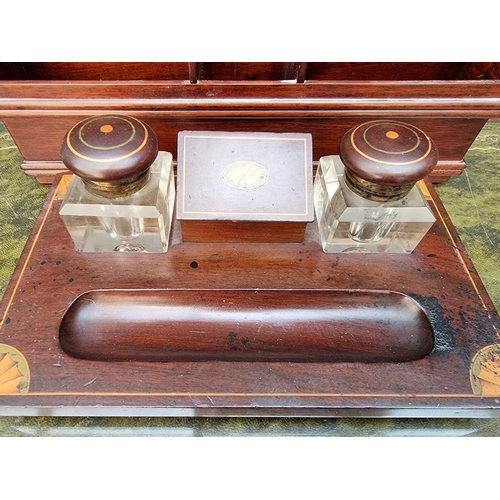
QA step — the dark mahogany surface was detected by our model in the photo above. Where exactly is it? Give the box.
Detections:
[1,62,497,82]
[2,63,500,416]
[59,289,434,363]
[3,65,500,183]
[179,220,308,243]
[0,176,499,416]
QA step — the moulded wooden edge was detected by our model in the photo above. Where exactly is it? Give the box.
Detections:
[21,160,468,185]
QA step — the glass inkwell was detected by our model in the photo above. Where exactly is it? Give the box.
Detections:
[59,115,175,253]
[314,120,438,254]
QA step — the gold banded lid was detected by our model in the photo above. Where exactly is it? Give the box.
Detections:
[340,120,438,201]
[60,115,158,197]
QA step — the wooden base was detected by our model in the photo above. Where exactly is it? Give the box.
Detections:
[1,176,500,417]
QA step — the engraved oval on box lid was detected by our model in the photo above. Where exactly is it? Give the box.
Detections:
[60,115,159,197]
[340,120,438,201]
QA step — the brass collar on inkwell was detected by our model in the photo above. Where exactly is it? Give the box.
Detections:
[60,115,159,198]
[340,120,439,202]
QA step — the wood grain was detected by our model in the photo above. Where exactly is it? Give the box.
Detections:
[59,289,434,363]
[0,176,499,416]
[1,75,499,183]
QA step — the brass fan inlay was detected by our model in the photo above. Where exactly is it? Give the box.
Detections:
[471,344,500,396]
[0,344,30,394]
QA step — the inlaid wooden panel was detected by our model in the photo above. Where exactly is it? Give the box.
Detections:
[0,176,499,416]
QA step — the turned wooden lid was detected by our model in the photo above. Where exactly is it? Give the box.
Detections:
[60,115,158,197]
[340,120,438,201]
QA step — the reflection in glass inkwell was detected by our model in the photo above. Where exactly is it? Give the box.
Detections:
[314,120,437,253]
[59,115,175,252]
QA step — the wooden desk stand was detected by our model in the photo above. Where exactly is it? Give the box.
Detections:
[1,175,499,417]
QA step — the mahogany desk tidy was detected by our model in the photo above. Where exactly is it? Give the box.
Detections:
[1,63,500,424]
[1,170,500,417]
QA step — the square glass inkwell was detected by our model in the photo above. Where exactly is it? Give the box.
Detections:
[314,120,437,254]
[58,115,175,253]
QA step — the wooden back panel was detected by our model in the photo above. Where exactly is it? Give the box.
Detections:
[1,62,500,184]
[2,62,499,81]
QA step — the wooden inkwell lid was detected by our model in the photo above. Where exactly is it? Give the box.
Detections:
[60,115,159,198]
[339,120,439,201]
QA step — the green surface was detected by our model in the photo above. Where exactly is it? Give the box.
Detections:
[1,119,500,436]
[435,121,500,310]
[0,125,49,296]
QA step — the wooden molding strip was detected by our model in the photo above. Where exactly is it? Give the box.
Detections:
[2,81,500,117]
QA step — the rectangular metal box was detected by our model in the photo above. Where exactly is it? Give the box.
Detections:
[176,130,314,242]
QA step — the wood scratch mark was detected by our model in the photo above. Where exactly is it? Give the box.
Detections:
[187,393,198,406]
[83,377,97,387]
